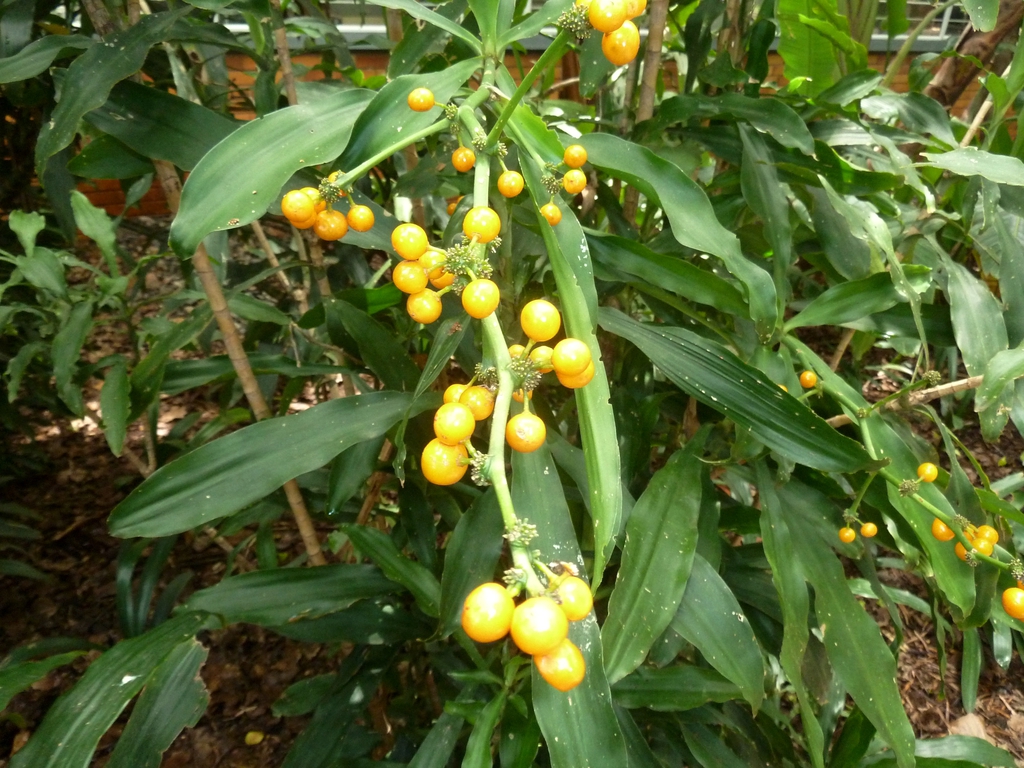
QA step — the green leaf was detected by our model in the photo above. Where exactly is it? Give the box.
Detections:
[109,391,420,537]
[653,93,814,154]
[71,191,118,272]
[273,674,335,717]
[9,209,45,256]
[388,0,470,77]
[327,299,421,391]
[602,448,703,684]
[227,294,291,325]
[512,447,629,768]
[438,489,503,636]
[785,266,932,330]
[9,612,210,768]
[130,307,212,414]
[184,564,398,624]
[587,232,748,316]
[600,308,877,472]
[922,148,1024,186]
[100,357,130,456]
[5,341,47,403]
[0,651,84,712]
[579,132,778,338]
[816,70,882,106]
[913,735,1017,765]
[671,555,765,713]
[960,627,980,713]
[959,0,998,31]
[0,34,92,83]
[270,600,430,645]
[85,81,237,171]
[976,346,1024,413]
[327,436,384,515]
[681,722,748,768]
[169,88,373,256]
[755,461,824,768]
[341,524,441,618]
[107,639,208,768]
[162,352,350,396]
[34,10,189,175]
[777,0,841,95]
[796,14,867,69]
[0,559,49,580]
[408,711,466,768]
[18,247,67,297]
[782,481,917,768]
[610,665,742,711]
[67,134,154,179]
[52,300,93,415]
[463,690,507,768]
[499,0,571,48]
[367,0,481,50]
[338,58,482,170]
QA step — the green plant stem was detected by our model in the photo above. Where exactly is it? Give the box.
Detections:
[880,0,957,89]
[486,30,571,147]
[329,120,449,193]
[847,472,876,518]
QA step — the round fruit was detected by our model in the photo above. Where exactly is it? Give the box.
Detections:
[498,170,525,198]
[393,261,428,294]
[447,196,463,216]
[506,411,546,453]
[1002,587,1024,620]
[838,527,856,544]
[421,438,468,486]
[510,596,569,656]
[602,20,640,66]
[973,538,994,557]
[552,338,592,377]
[430,270,455,289]
[347,204,374,232]
[861,522,878,538]
[931,518,955,542]
[313,209,348,241]
[535,639,586,692]
[407,87,435,112]
[918,462,938,483]
[589,0,628,33]
[301,186,327,212]
[462,279,500,319]
[554,576,593,621]
[529,345,554,373]
[420,249,446,278]
[434,402,476,446]
[521,299,561,342]
[282,189,315,222]
[512,389,533,403]
[460,386,495,421]
[392,223,429,260]
[540,203,562,226]
[444,383,467,404]
[557,361,595,389]
[452,146,476,172]
[564,144,587,169]
[976,524,999,544]
[799,370,818,389]
[509,344,526,359]
[462,583,515,643]
[626,0,646,16]
[463,207,501,243]
[563,169,587,195]
[292,211,318,230]
[407,289,442,324]
[955,541,969,561]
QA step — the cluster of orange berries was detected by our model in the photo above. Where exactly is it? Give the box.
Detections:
[280,177,375,241]
[577,0,644,66]
[461,574,593,691]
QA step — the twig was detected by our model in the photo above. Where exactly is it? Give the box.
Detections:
[252,220,308,314]
[829,327,856,371]
[826,375,983,427]
[881,0,958,90]
[960,63,1012,147]
[305,235,334,299]
[269,0,299,106]
[340,441,395,562]
[623,0,669,221]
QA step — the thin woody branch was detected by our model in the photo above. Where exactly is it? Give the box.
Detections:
[826,375,984,428]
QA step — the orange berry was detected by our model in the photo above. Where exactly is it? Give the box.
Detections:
[419,249,446,278]
[506,411,546,453]
[860,522,878,538]
[973,538,994,557]
[421,438,468,486]
[529,345,554,373]
[535,638,586,692]
[393,261,428,294]
[510,596,568,656]
[799,370,818,389]
[434,402,476,446]
[976,524,999,544]
[589,0,627,33]
[838,527,856,544]
[407,87,435,112]
[625,0,646,16]
[292,211,318,230]
[540,203,562,226]
[392,223,429,260]
[430,270,455,289]
[931,518,955,542]
[301,186,327,212]
[446,196,463,216]
[552,338,592,377]
[554,576,593,621]
[460,386,495,421]
[313,209,348,241]
[462,279,500,319]
[557,361,595,389]
[462,583,514,643]
[452,146,476,172]
[463,207,501,243]
[407,289,442,324]
[563,144,587,169]
[563,169,587,195]
[281,189,315,223]
[508,344,526,359]
[498,170,525,198]
[521,299,561,342]
[1002,587,1024,620]
[444,383,468,404]
[512,389,533,403]
[347,204,374,232]
[602,20,640,66]
[917,462,938,483]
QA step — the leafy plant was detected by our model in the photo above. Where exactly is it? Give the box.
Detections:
[3,0,1024,764]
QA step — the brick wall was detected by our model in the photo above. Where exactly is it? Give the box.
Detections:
[79,50,981,217]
